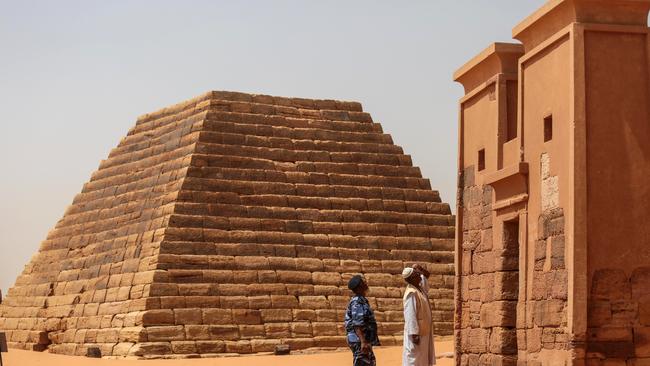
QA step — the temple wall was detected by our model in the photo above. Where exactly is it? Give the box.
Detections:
[519,33,573,365]
[584,28,650,364]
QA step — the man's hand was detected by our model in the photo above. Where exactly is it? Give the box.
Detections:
[412,263,430,278]
[410,334,420,345]
[355,326,371,354]
[361,341,372,354]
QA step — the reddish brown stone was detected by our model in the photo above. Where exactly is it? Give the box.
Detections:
[591,269,630,301]
[0,90,455,357]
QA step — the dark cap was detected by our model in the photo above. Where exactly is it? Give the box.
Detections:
[348,275,364,291]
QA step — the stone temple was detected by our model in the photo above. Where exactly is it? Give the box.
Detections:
[454,0,650,365]
[0,91,455,357]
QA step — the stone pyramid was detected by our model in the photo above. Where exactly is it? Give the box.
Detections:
[0,91,455,358]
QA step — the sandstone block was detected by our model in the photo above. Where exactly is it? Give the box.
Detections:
[202,309,232,324]
[293,309,317,321]
[264,322,291,338]
[196,340,225,353]
[465,328,489,353]
[592,269,630,300]
[261,309,293,322]
[219,296,248,308]
[291,322,313,337]
[480,301,517,328]
[588,340,635,359]
[140,310,175,326]
[224,340,252,353]
[489,327,517,355]
[239,324,266,339]
[248,295,272,309]
[171,340,197,354]
[588,327,633,342]
[97,328,120,343]
[146,325,185,341]
[316,309,338,322]
[494,272,519,301]
[283,337,315,350]
[208,325,239,340]
[112,342,134,356]
[632,267,650,298]
[640,296,650,326]
[251,339,282,353]
[231,309,262,325]
[128,342,172,356]
[271,295,299,308]
[277,270,312,284]
[174,308,202,325]
[314,335,346,348]
[534,300,566,327]
[299,296,329,309]
[185,325,210,340]
[312,272,341,286]
[312,322,338,336]
[527,327,542,353]
[636,327,650,357]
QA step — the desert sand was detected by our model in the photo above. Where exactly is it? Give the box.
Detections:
[0,339,453,366]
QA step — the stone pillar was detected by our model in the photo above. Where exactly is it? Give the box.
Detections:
[454,42,524,366]
[513,1,650,364]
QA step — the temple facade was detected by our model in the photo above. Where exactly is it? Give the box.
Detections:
[454,0,650,365]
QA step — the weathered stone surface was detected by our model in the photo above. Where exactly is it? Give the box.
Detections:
[592,269,630,301]
[480,301,517,328]
[146,326,185,342]
[534,300,566,327]
[0,91,455,357]
[128,342,172,356]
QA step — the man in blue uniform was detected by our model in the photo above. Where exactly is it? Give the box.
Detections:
[344,275,380,366]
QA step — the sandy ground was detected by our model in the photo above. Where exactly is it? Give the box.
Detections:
[1,340,453,366]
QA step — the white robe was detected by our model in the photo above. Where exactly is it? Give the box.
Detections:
[403,275,436,366]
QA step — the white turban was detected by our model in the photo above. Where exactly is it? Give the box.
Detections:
[402,267,414,279]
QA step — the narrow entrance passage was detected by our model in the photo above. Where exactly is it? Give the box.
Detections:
[499,219,520,359]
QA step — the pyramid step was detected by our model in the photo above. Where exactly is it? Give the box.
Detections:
[158,236,453,257]
[133,92,215,127]
[48,199,171,235]
[197,130,401,155]
[191,153,419,178]
[128,106,207,140]
[170,204,452,228]
[180,176,439,202]
[94,143,195,181]
[296,162,420,177]
[160,269,454,288]
[204,112,377,134]
[136,91,367,126]
[81,166,187,198]
[162,229,454,250]
[172,203,450,228]
[193,141,408,166]
[206,107,371,128]
[113,114,203,158]
[185,166,430,190]
[177,191,449,214]
[155,251,454,272]
[204,113,389,143]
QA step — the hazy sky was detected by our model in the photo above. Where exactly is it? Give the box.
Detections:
[0,0,546,295]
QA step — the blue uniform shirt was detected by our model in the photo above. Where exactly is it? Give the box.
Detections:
[344,295,380,345]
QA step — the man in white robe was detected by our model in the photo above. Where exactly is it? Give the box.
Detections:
[402,264,436,366]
